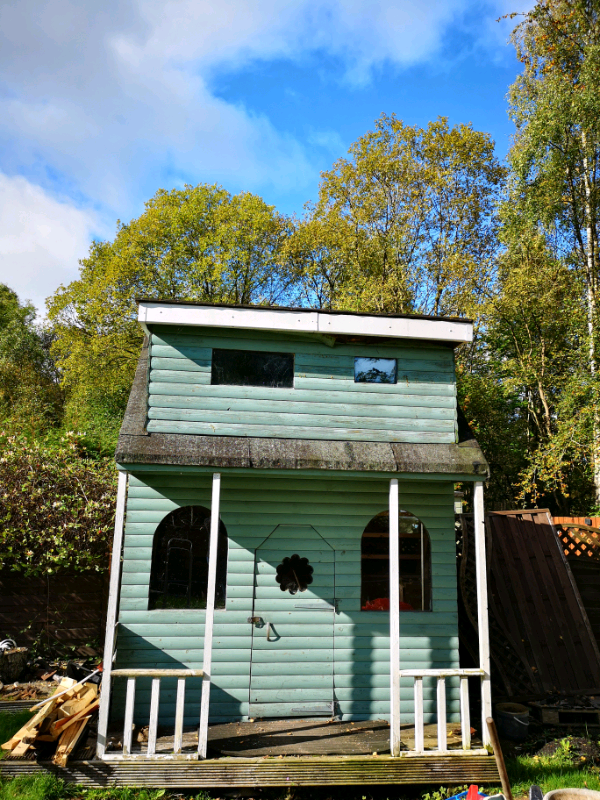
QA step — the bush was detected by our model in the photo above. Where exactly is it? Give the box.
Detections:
[0,433,117,576]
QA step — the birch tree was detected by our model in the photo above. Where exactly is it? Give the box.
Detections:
[508,0,600,503]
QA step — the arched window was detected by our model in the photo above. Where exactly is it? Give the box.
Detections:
[148,506,228,610]
[361,510,431,612]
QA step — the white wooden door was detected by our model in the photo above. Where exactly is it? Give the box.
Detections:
[249,525,335,719]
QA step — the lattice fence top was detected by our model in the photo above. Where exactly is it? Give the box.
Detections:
[554,517,600,559]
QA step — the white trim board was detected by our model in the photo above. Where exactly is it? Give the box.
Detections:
[138,302,473,344]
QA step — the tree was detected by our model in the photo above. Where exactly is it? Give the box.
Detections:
[47,184,293,450]
[508,0,600,503]
[288,115,505,316]
[460,227,591,513]
[0,284,62,432]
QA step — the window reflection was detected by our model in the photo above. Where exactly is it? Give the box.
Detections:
[354,357,397,384]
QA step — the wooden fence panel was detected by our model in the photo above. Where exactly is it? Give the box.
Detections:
[0,571,109,657]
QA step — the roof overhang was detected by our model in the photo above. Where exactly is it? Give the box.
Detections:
[138,300,473,345]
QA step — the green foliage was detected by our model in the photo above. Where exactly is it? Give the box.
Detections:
[0,432,116,575]
[421,786,467,800]
[0,285,62,434]
[47,184,293,451]
[288,115,505,316]
[507,0,600,505]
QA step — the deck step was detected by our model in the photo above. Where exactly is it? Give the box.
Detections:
[0,754,499,787]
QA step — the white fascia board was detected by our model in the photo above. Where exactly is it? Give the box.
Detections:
[138,302,472,344]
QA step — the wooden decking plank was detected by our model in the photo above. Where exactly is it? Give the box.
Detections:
[0,754,499,787]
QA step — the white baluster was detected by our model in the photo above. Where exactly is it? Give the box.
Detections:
[123,677,136,756]
[460,676,471,751]
[414,677,424,752]
[437,677,447,753]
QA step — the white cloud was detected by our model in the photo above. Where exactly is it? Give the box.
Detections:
[0,0,491,217]
[0,0,519,307]
[0,174,99,315]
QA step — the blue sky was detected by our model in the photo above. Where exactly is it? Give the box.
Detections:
[0,0,528,313]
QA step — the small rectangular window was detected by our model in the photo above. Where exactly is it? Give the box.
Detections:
[211,348,294,388]
[354,357,397,384]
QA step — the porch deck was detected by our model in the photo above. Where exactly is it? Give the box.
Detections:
[120,718,483,757]
[0,719,499,787]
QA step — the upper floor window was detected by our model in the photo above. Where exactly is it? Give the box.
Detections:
[211,348,294,388]
[148,505,227,610]
[355,357,397,384]
[361,510,431,612]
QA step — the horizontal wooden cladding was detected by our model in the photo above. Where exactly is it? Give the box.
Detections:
[150,372,455,396]
[127,473,451,494]
[152,325,454,352]
[146,420,456,444]
[117,610,458,627]
[151,332,454,359]
[148,393,455,422]
[125,504,455,521]
[149,381,457,406]
[147,406,455,433]
[0,754,499,787]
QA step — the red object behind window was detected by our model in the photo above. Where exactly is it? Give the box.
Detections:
[361,598,414,611]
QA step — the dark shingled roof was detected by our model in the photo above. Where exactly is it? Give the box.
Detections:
[115,338,489,478]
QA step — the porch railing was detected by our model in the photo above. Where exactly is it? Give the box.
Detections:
[102,668,204,761]
[399,667,486,755]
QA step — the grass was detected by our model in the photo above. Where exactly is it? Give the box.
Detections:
[500,736,600,798]
[0,713,34,760]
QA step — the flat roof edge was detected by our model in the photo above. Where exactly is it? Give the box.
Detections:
[138,301,473,344]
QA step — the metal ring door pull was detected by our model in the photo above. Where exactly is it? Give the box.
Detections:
[266,622,274,641]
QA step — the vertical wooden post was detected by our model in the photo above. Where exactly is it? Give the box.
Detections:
[97,470,128,760]
[474,481,492,747]
[198,472,221,759]
[389,478,401,757]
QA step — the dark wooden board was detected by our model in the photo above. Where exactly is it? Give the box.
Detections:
[460,510,600,698]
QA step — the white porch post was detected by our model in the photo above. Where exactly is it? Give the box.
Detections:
[389,478,401,757]
[198,472,221,758]
[97,470,128,759]
[474,481,492,747]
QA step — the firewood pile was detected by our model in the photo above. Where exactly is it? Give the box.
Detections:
[1,676,99,766]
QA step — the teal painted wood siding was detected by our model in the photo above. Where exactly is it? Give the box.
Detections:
[115,471,460,724]
[146,326,458,443]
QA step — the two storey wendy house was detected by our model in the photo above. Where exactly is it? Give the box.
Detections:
[96,300,497,788]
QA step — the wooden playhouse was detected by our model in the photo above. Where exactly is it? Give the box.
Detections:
[94,300,497,787]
